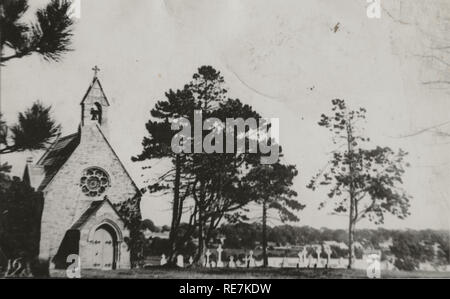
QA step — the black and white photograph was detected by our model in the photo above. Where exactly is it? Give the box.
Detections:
[1,0,450,284]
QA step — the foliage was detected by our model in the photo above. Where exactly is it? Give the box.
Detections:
[139,219,450,270]
[0,102,58,276]
[141,219,158,232]
[389,230,450,271]
[113,195,143,267]
[307,99,411,267]
[132,82,197,262]
[143,237,170,257]
[243,162,303,266]
[390,233,424,271]
[0,0,74,64]
[134,65,290,265]
[0,175,44,261]
[245,163,303,222]
[308,99,411,224]
[0,101,60,155]
[220,222,262,249]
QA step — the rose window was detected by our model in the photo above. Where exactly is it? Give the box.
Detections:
[80,167,110,197]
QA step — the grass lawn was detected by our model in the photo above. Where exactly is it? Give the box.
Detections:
[50,267,450,279]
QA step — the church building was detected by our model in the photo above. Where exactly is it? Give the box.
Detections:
[23,68,140,270]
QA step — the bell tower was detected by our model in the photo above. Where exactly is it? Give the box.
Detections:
[80,66,110,136]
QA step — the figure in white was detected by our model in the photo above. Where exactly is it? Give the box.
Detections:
[281,256,287,268]
[351,244,356,267]
[248,250,256,268]
[244,254,249,268]
[308,253,313,268]
[366,253,381,279]
[324,246,332,268]
[176,254,184,268]
[228,256,236,268]
[217,245,224,268]
[315,246,322,268]
[205,249,211,268]
[302,248,308,264]
[189,256,194,265]
[160,254,167,266]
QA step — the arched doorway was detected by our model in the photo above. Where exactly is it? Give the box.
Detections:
[92,224,117,270]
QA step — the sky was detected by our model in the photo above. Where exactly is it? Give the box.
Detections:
[1,0,450,230]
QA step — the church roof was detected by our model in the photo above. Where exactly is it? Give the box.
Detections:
[31,125,140,194]
[36,132,81,191]
[70,198,125,230]
[80,76,110,106]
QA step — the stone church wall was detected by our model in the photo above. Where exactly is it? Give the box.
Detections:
[39,124,138,268]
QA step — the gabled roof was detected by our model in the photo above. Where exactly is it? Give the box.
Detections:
[80,76,110,106]
[36,132,81,191]
[94,124,141,194]
[70,197,125,230]
[31,125,140,194]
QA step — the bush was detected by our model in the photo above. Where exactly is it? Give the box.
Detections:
[394,257,418,271]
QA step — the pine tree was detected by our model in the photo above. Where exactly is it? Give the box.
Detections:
[0,101,60,155]
[244,162,304,267]
[307,99,411,268]
[0,0,74,64]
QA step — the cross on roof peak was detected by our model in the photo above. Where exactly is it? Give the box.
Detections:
[92,65,100,78]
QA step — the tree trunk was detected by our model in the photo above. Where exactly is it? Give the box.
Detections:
[168,155,181,263]
[195,181,207,267]
[346,119,355,269]
[198,237,206,267]
[262,198,268,267]
[347,175,356,269]
[347,204,354,269]
[196,208,206,266]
